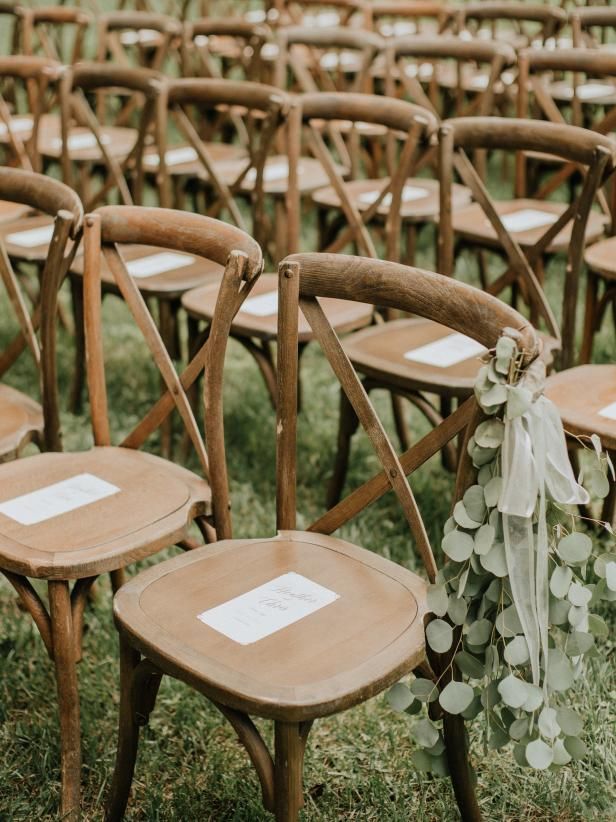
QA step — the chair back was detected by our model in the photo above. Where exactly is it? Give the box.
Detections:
[83,205,262,490]
[457,2,567,48]
[96,11,183,75]
[366,1,455,38]
[571,7,616,50]
[18,5,92,65]
[182,18,273,83]
[438,116,615,368]
[272,0,368,29]
[0,167,83,452]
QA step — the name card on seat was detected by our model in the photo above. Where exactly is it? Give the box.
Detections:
[6,224,55,248]
[500,209,557,233]
[0,116,33,137]
[144,147,198,168]
[242,291,278,317]
[598,401,616,421]
[0,473,120,525]
[197,572,340,645]
[359,185,429,207]
[404,333,486,368]
[126,252,195,278]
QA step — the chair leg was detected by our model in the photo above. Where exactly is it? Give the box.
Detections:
[326,388,359,509]
[48,580,81,822]
[105,635,143,822]
[391,391,410,452]
[443,713,481,822]
[580,270,599,364]
[274,721,307,822]
[69,276,86,414]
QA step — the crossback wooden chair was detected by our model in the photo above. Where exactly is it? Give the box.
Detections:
[17,5,93,65]
[366,0,455,38]
[181,92,436,408]
[325,117,615,506]
[0,205,262,821]
[571,6,616,51]
[96,11,183,77]
[271,0,369,29]
[181,18,273,84]
[105,251,540,822]
[442,117,615,370]
[456,2,568,50]
[0,167,82,461]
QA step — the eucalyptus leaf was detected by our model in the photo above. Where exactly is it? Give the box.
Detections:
[496,605,523,637]
[538,707,560,740]
[564,736,587,761]
[549,565,572,600]
[564,631,594,657]
[430,752,450,778]
[605,561,616,592]
[426,619,453,654]
[552,738,572,766]
[588,613,608,638]
[442,529,474,562]
[521,683,543,712]
[489,726,510,750]
[513,744,527,767]
[594,552,616,579]
[549,598,570,625]
[557,532,592,565]
[475,419,505,450]
[507,385,532,419]
[455,651,484,679]
[484,476,503,509]
[498,674,528,709]
[463,485,487,522]
[457,566,470,597]
[480,542,508,577]
[427,584,449,617]
[567,583,592,608]
[504,635,530,666]
[467,618,492,646]
[556,707,583,737]
[546,649,574,692]
[485,578,501,603]
[474,524,495,556]
[526,739,554,770]
[410,678,438,703]
[448,596,468,626]
[568,605,587,628]
[387,683,414,712]
[453,500,482,530]
[480,382,508,408]
[461,695,483,720]
[439,681,475,715]
[496,335,516,361]
[484,645,500,676]
[411,749,433,773]
[410,718,439,748]
[586,467,609,499]
[509,717,529,741]
[425,736,445,757]
[471,443,498,467]
[477,463,493,486]
[481,680,501,709]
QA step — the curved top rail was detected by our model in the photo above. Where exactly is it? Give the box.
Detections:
[0,167,83,235]
[299,91,438,135]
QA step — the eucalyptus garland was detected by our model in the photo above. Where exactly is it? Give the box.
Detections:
[388,331,615,776]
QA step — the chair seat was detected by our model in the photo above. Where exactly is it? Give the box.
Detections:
[312,177,472,222]
[37,114,138,162]
[142,141,247,178]
[452,198,608,253]
[70,243,223,299]
[0,384,43,461]
[113,529,427,720]
[0,200,31,225]
[584,235,616,281]
[545,364,616,451]
[205,154,344,196]
[343,317,559,396]
[549,79,616,107]
[0,446,210,579]
[181,272,373,342]
[0,213,68,263]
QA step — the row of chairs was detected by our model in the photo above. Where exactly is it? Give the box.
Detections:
[0,165,545,822]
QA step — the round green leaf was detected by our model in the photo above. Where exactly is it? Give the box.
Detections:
[484,476,503,509]
[552,738,572,766]
[509,717,529,741]
[427,584,449,617]
[568,583,592,608]
[496,605,523,637]
[455,651,484,679]
[496,335,516,361]
[546,649,574,692]
[606,561,616,592]
[564,735,587,761]
[471,443,498,467]
[410,677,438,703]
[489,725,510,750]
[426,619,453,654]
[387,683,414,712]
[557,532,592,565]
[467,618,492,646]
[513,743,527,767]
[453,500,482,530]
[588,613,609,638]
[586,467,610,499]
[480,542,508,577]
[411,718,439,748]
[538,707,560,740]
[594,552,616,579]
[498,674,528,709]
[504,635,529,666]
[442,529,474,562]
[474,524,495,556]
[522,683,543,712]
[568,604,587,628]
[480,680,501,709]
[430,752,450,778]
[485,578,501,603]
[447,596,468,626]
[564,631,594,657]
[556,707,583,737]
[463,485,487,522]
[425,735,445,756]
[549,598,570,625]
[475,419,505,449]
[550,565,572,600]
[439,681,475,715]
[480,382,508,408]
[411,749,433,772]
[461,695,483,719]
[506,385,532,419]
[526,739,553,770]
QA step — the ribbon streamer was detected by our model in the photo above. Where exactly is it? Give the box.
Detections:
[498,360,589,690]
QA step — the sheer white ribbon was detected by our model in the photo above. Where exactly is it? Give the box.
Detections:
[498,359,589,689]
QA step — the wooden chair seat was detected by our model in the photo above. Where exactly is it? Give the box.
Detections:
[0,445,211,579]
[0,384,44,461]
[343,317,559,396]
[434,62,514,96]
[0,113,36,145]
[544,364,616,451]
[312,177,472,222]
[452,197,608,254]
[584,235,616,281]
[37,114,139,163]
[207,154,340,196]
[548,78,616,107]
[0,213,72,263]
[112,529,427,720]
[70,244,223,299]
[182,272,373,343]
[0,200,30,224]
[142,141,247,178]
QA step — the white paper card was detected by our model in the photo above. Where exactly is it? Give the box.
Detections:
[470,74,489,90]
[120,28,159,46]
[0,116,33,137]
[245,160,289,185]
[598,401,616,421]
[126,252,195,278]
[0,473,120,526]
[500,209,557,233]
[197,572,340,645]
[320,51,358,70]
[359,185,429,207]
[51,132,110,151]
[303,11,339,27]
[144,146,198,167]
[6,224,55,248]
[404,333,486,368]
[575,83,615,100]
[242,291,278,317]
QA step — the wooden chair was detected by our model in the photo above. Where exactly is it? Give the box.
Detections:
[17,5,93,65]
[0,167,82,460]
[456,2,568,51]
[181,92,436,406]
[571,6,616,51]
[96,11,183,77]
[271,0,369,30]
[366,0,455,39]
[181,17,273,84]
[326,117,614,505]
[0,205,262,821]
[106,250,541,822]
